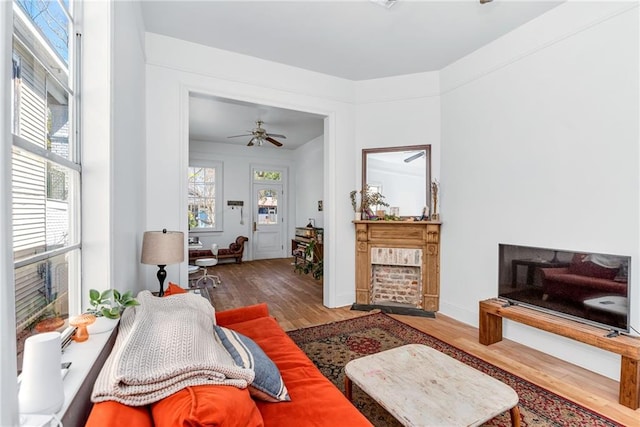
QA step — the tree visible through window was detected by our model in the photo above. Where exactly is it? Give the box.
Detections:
[188,166,219,230]
[254,170,282,181]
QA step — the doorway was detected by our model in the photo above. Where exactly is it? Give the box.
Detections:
[252,167,287,260]
[184,91,338,306]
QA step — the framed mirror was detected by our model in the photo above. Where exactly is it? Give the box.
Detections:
[362,145,431,218]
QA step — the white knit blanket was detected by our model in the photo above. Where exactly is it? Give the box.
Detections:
[91,291,254,406]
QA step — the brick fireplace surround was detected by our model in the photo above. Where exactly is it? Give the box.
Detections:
[370,248,423,308]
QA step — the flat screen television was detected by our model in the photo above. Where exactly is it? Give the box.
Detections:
[498,244,631,333]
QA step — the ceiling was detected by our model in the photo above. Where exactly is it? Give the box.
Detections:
[189,95,325,149]
[141,0,563,149]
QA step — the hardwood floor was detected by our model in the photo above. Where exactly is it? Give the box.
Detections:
[208,258,640,426]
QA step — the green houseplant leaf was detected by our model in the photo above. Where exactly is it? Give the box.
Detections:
[87,288,139,318]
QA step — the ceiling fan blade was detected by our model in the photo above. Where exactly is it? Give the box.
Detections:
[265,137,283,147]
[228,134,252,138]
[266,133,287,139]
[404,152,425,163]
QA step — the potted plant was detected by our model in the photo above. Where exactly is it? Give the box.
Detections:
[352,185,390,219]
[86,289,139,334]
[352,185,390,220]
[349,190,363,220]
[367,191,390,218]
[294,240,323,280]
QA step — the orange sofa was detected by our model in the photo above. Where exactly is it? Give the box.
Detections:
[85,303,372,427]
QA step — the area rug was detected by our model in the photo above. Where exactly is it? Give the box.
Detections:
[287,313,622,427]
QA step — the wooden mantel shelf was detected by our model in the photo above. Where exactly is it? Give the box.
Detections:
[353,220,442,225]
[479,298,640,409]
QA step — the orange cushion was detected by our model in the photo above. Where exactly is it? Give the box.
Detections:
[164,282,188,296]
[85,401,153,427]
[226,316,373,427]
[215,303,269,326]
[151,385,263,427]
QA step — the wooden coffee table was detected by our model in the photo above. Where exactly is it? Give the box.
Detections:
[344,344,520,427]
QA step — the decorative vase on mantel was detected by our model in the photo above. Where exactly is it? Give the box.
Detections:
[430,179,440,221]
[354,212,362,221]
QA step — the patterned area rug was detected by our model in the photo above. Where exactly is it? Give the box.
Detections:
[287,313,621,427]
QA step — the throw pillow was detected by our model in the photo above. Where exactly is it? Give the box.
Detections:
[151,385,264,427]
[163,282,187,296]
[214,325,291,402]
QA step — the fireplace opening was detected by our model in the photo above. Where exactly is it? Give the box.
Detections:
[351,246,434,318]
[371,264,422,308]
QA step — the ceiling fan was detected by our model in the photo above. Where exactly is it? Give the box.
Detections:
[227,120,286,147]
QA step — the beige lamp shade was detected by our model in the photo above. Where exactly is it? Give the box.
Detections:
[141,229,185,265]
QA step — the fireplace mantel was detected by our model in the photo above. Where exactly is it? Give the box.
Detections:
[353,221,441,311]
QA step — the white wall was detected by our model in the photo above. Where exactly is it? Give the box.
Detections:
[81,0,113,306]
[440,2,639,380]
[189,140,296,260]
[112,1,147,296]
[355,72,441,189]
[294,136,325,229]
[82,1,147,304]
[145,33,356,307]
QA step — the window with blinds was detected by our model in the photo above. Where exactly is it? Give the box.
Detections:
[11,0,80,361]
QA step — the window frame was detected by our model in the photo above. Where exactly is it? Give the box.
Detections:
[10,0,81,360]
[188,160,224,233]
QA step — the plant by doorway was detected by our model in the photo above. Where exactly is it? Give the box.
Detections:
[294,240,323,280]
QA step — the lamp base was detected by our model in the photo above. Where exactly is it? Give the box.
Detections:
[156,264,167,297]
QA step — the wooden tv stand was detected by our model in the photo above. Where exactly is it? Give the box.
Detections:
[479,299,640,409]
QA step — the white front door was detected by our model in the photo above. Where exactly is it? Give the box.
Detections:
[252,182,284,259]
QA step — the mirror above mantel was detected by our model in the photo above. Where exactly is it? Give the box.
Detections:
[362,145,431,218]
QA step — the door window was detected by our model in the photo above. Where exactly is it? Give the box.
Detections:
[257,189,278,225]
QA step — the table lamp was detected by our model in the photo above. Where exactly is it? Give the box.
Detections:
[141,229,184,296]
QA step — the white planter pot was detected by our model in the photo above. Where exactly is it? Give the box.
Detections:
[354,212,362,221]
[87,316,119,334]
